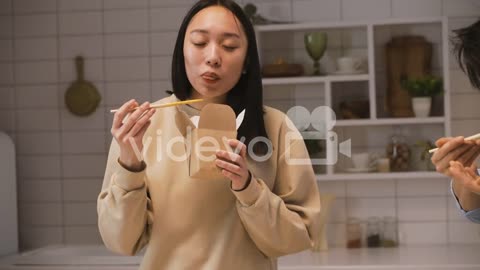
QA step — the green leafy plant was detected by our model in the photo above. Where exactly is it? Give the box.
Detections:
[401,75,443,97]
[243,3,257,18]
[243,3,287,25]
[243,3,267,25]
[415,140,435,161]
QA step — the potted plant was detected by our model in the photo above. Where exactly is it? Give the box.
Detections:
[401,75,443,117]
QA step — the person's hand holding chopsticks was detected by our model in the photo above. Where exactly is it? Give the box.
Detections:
[430,136,480,177]
[112,99,156,171]
[429,136,480,211]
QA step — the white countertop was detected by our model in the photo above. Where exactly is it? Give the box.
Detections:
[278,245,480,269]
[0,245,479,270]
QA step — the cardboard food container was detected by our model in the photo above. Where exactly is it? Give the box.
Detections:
[188,103,241,180]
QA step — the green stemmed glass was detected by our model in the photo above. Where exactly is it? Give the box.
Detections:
[304,32,328,75]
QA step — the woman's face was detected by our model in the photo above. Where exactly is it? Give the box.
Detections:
[184,6,248,101]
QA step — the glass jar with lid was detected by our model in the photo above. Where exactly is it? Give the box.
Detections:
[382,216,398,247]
[386,134,410,172]
[346,217,362,248]
[366,216,381,248]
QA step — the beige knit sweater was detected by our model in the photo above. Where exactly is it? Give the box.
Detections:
[97,95,321,270]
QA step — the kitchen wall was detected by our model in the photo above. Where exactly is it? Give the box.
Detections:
[0,0,479,250]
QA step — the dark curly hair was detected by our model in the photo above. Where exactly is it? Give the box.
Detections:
[452,19,480,90]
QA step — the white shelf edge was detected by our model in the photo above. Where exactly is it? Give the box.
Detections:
[262,74,369,85]
[262,76,326,85]
[330,74,370,82]
[371,16,444,26]
[256,21,367,32]
[316,171,446,181]
[255,17,444,32]
[334,117,445,127]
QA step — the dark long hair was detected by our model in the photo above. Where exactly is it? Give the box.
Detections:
[452,19,480,90]
[171,0,268,155]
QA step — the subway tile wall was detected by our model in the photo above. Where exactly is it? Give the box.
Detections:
[0,0,480,250]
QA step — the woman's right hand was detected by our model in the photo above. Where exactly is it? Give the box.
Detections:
[111,99,156,170]
[431,136,480,177]
[436,138,480,211]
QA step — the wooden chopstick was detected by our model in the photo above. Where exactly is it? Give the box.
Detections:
[428,132,480,153]
[110,99,204,113]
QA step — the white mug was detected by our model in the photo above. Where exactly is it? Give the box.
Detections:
[351,152,370,169]
[337,57,362,73]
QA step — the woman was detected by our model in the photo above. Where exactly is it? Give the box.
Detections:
[97,1,321,269]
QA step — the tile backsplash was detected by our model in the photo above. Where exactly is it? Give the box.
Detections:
[1,0,480,250]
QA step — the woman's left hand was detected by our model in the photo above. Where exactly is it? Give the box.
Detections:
[449,161,480,194]
[215,139,251,190]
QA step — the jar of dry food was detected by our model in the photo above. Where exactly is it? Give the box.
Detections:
[366,216,381,248]
[386,135,410,171]
[346,217,362,248]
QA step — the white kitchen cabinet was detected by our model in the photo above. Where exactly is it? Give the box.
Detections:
[255,17,450,181]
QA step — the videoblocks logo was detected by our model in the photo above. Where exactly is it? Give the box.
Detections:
[127,105,351,166]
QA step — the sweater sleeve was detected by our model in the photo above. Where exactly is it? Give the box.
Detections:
[97,139,153,256]
[450,180,480,223]
[232,119,321,258]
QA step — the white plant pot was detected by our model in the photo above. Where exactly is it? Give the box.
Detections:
[412,97,431,118]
